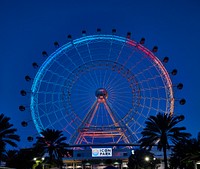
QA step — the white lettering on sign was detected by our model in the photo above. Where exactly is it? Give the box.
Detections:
[92,148,112,157]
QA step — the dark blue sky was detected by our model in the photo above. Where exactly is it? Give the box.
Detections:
[0,0,200,149]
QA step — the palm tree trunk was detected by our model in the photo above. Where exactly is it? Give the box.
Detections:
[49,149,53,162]
[163,145,168,169]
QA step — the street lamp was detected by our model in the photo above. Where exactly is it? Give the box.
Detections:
[196,161,200,169]
[32,157,45,169]
[145,156,150,162]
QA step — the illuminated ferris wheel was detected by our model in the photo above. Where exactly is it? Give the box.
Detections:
[19,29,185,145]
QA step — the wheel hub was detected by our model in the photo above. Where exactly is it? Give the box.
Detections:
[95,88,108,102]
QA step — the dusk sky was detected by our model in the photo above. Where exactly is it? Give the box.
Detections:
[0,0,200,149]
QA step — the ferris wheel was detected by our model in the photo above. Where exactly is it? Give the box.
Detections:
[19,29,185,145]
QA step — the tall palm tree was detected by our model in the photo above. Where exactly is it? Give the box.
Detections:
[34,128,69,167]
[0,113,20,159]
[139,113,191,169]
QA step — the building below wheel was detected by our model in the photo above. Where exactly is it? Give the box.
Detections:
[63,147,132,169]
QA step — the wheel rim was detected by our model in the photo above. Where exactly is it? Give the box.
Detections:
[31,34,174,144]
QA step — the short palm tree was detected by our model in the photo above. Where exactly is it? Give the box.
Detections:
[3,148,38,169]
[34,128,69,166]
[184,132,200,163]
[0,113,20,159]
[171,132,200,169]
[139,112,191,169]
[2,150,19,168]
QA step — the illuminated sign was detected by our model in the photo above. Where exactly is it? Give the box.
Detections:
[92,148,112,157]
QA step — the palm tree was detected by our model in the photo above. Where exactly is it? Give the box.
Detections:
[0,113,20,159]
[185,132,200,164]
[2,150,19,168]
[34,128,69,167]
[2,148,37,169]
[139,113,191,169]
[170,132,200,169]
